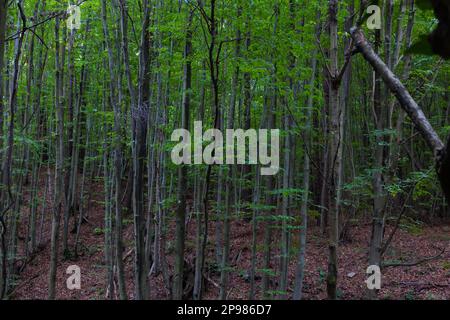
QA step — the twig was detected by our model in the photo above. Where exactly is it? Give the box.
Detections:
[335,38,355,85]
[382,247,446,268]
[6,0,88,42]
[7,273,40,297]
[380,190,413,256]
[204,273,220,289]
[391,281,450,291]
[316,34,332,79]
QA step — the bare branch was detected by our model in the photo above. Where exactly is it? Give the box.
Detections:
[382,247,446,268]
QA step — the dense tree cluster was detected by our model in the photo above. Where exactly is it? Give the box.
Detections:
[0,0,448,300]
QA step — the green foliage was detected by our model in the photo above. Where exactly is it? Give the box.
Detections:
[268,188,306,202]
[405,290,416,300]
[2,0,449,301]
[308,209,321,220]
[257,268,277,278]
[399,216,424,236]
[93,227,104,236]
[266,290,287,297]
[317,268,327,284]
[407,0,450,59]
[441,261,450,271]
[343,171,373,198]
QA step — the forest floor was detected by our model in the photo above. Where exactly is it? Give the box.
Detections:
[10,170,450,300]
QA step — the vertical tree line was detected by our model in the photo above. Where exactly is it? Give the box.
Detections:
[0,0,448,300]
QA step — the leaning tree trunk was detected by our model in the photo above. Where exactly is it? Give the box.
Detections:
[350,27,450,205]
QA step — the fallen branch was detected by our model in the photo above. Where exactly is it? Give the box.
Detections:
[382,247,446,269]
[123,248,134,262]
[350,28,443,153]
[390,281,450,292]
[204,273,220,289]
[350,27,450,203]
[7,273,40,298]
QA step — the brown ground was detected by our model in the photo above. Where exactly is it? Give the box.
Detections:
[10,173,450,300]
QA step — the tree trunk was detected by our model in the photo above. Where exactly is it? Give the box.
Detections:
[326,0,341,300]
[294,43,318,300]
[0,0,8,299]
[173,9,193,300]
[49,16,65,300]
[350,27,450,204]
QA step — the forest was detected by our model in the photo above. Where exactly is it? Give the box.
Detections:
[0,0,449,301]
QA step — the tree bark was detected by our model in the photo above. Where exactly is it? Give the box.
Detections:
[326,0,340,300]
[294,39,319,300]
[350,27,450,203]
[0,0,8,300]
[173,9,193,300]
[101,0,128,300]
[49,15,64,300]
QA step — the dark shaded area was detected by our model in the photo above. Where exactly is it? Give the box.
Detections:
[437,136,450,205]
[416,0,450,59]
[429,0,450,59]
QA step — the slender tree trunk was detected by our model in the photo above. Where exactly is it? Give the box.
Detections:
[49,16,65,300]
[197,0,221,301]
[294,47,318,300]
[0,0,8,299]
[101,0,128,299]
[219,4,241,300]
[2,0,27,297]
[193,62,207,300]
[173,9,193,300]
[0,0,7,170]
[118,0,149,300]
[62,23,77,257]
[389,0,415,177]
[103,105,114,299]
[326,0,341,300]
[28,7,47,256]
